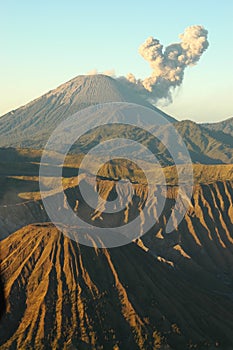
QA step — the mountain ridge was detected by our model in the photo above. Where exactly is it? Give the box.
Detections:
[0,74,232,165]
[203,116,233,137]
[0,74,175,148]
[1,222,233,349]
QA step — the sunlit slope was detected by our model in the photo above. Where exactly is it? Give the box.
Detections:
[1,224,233,349]
[1,150,233,348]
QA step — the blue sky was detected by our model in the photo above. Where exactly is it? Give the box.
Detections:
[0,0,232,122]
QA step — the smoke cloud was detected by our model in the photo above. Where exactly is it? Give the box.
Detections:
[126,25,209,103]
[87,69,115,77]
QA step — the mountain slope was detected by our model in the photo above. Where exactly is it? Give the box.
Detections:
[174,120,233,164]
[0,74,232,165]
[1,172,233,348]
[1,224,233,349]
[203,116,233,137]
[68,119,233,164]
[0,74,175,148]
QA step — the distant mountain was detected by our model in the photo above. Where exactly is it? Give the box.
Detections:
[0,74,175,148]
[175,120,233,164]
[0,74,232,165]
[67,118,233,164]
[203,116,233,137]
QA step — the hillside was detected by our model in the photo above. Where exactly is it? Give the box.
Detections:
[174,120,233,164]
[1,221,233,349]
[0,75,232,165]
[203,117,233,137]
[0,159,233,347]
[1,150,233,348]
[0,74,175,149]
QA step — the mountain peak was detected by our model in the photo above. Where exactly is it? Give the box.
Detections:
[47,74,126,104]
[0,74,175,148]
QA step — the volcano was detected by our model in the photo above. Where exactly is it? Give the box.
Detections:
[0,74,233,165]
[0,74,175,149]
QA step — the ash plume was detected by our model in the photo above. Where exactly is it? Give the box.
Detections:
[126,25,209,103]
[87,69,115,77]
